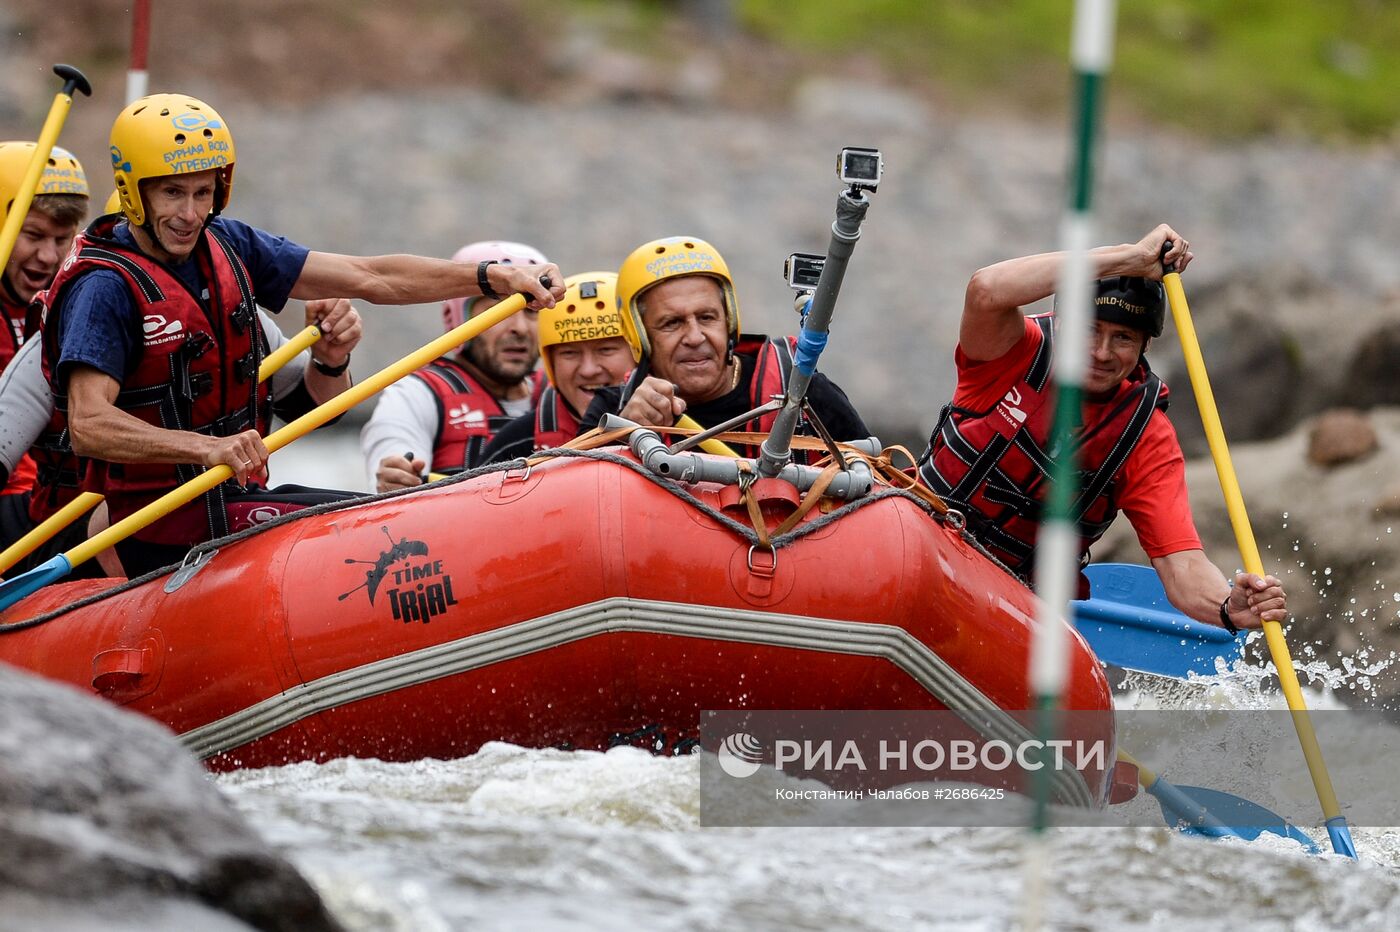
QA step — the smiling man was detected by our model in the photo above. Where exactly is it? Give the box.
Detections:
[0,142,88,545]
[916,224,1287,634]
[361,240,554,490]
[580,236,868,459]
[480,271,638,462]
[42,93,561,576]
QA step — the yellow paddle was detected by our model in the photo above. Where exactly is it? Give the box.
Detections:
[0,292,542,608]
[0,66,92,280]
[1163,256,1356,858]
[0,325,322,576]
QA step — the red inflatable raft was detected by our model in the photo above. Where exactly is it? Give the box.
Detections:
[0,445,1113,804]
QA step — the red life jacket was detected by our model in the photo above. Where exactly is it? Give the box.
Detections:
[412,358,543,472]
[615,334,810,461]
[0,280,27,371]
[917,314,1169,581]
[532,384,580,451]
[24,402,80,522]
[0,281,39,496]
[39,217,268,545]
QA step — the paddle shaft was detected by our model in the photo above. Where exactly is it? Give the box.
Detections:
[0,67,91,280]
[0,326,323,576]
[1164,269,1353,854]
[62,297,531,571]
[676,415,740,458]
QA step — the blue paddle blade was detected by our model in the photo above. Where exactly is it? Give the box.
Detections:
[0,554,73,612]
[1326,816,1358,858]
[1152,782,1320,853]
[1073,562,1244,678]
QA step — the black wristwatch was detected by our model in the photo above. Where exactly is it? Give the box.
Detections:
[1218,596,1240,636]
[477,259,501,299]
[311,354,350,377]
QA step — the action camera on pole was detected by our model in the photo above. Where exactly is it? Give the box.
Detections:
[837,146,883,190]
[784,252,825,292]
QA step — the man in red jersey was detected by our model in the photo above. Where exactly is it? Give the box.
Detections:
[918,224,1286,634]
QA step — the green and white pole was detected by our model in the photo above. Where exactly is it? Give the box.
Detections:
[1023,0,1116,924]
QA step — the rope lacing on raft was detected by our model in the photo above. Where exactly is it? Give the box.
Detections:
[0,427,1026,633]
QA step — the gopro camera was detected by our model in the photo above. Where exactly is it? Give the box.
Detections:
[784,252,825,291]
[837,146,883,189]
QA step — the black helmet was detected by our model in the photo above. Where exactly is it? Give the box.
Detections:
[1093,276,1165,338]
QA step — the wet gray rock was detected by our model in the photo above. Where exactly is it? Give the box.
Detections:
[0,665,342,932]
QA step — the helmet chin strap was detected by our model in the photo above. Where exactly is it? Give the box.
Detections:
[725,335,735,364]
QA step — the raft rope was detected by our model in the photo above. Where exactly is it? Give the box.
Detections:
[0,430,1025,634]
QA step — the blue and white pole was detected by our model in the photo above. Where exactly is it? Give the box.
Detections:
[1023,0,1116,924]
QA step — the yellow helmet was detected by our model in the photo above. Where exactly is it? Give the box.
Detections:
[103,190,121,215]
[537,272,641,386]
[615,236,740,359]
[0,141,88,228]
[110,93,235,226]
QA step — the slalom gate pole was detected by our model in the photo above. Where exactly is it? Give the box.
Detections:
[1022,1,1117,927]
[127,0,151,103]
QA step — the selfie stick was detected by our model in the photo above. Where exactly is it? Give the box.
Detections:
[756,172,874,477]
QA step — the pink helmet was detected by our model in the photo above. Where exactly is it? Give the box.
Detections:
[442,240,550,333]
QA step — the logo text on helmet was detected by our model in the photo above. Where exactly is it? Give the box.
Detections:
[645,250,717,279]
[551,316,622,343]
[1095,295,1146,316]
[110,146,132,172]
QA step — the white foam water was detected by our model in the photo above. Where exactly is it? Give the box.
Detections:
[218,725,1400,930]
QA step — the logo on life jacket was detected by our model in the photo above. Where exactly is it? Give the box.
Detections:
[142,314,184,343]
[996,386,1028,429]
[244,506,283,525]
[447,404,486,429]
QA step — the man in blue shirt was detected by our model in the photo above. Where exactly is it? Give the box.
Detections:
[45,93,562,576]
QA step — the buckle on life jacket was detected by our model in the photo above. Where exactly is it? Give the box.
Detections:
[183,331,214,360]
[229,302,253,334]
[176,367,213,402]
[233,350,257,383]
[209,408,255,436]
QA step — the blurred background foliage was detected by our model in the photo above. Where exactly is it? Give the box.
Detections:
[612,0,1399,141]
[6,1,1395,142]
